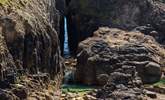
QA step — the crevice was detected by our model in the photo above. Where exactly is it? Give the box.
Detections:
[59,0,78,57]
[63,17,70,58]
[65,0,71,6]
[66,13,79,56]
[59,16,64,56]
[59,15,71,58]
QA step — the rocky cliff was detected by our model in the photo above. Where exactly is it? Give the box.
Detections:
[0,0,63,99]
[66,0,165,54]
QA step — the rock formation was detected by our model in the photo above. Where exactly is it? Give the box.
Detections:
[75,27,165,99]
[76,27,165,85]
[0,0,165,99]
[66,0,165,54]
[0,0,63,99]
[56,0,66,55]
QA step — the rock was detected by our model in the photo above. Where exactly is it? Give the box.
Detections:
[67,92,77,99]
[30,73,50,84]
[145,90,157,99]
[0,0,64,99]
[12,87,28,99]
[145,86,165,94]
[133,24,155,35]
[76,27,165,85]
[0,0,63,80]
[142,62,162,83]
[116,84,128,90]
[83,95,97,100]
[61,93,66,97]
[76,97,84,100]
[97,74,109,86]
[0,89,17,100]
[75,27,165,99]
[145,62,161,75]
[66,0,165,54]
[97,83,145,99]
[110,90,144,100]
[109,72,132,85]
[88,91,97,97]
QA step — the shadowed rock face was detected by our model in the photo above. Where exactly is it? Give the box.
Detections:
[0,0,64,99]
[0,34,15,81]
[56,0,66,56]
[66,0,165,54]
[76,27,165,86]
[0,0,63,79]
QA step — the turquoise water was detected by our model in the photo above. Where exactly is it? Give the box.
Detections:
[63,17,70,58]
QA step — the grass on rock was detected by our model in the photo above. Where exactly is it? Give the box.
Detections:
[62,84,95,95]
[153,79,165,87]
[0,0,8,4]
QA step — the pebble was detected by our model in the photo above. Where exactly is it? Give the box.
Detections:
[61,92,98,100]
[61,94,66,97]
[83,95,97,100]
[76,97,84,100]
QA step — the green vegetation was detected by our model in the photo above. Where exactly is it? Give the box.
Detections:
[153,79,165,87]
[0,0,8,4]
[0,0,29,9]
[62,84,95,95]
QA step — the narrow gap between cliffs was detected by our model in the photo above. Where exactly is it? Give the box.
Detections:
[61,0,100,95]
[63,16,70,58]
[60,0,78,58]
[62,14,94,91]
[62,16,75,85]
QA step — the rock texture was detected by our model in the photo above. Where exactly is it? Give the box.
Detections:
[76,27,165,85]
[66,0,165,54]
[0,0,63,99]
[56,0,66,55]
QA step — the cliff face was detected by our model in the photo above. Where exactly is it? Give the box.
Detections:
[66,0,165,54]
[0,0,63,99]
[0,34,15,81]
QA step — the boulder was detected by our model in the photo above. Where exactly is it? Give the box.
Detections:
[75,27,165,85]
[145,90,157,99]
[145,62,161,75]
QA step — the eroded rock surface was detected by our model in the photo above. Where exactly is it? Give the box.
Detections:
[76,27,165,85]
[66,0,165,54]
[75,27,165,99]
[0,0,63,99]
